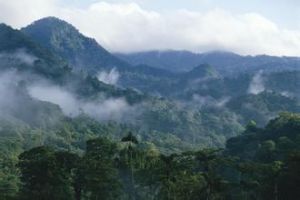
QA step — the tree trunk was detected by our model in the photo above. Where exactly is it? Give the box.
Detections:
[74,186,81,200]
[130,145,135,200]
[274,182,278,200]
[206,185,211,200]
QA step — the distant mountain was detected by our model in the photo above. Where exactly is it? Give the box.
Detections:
[116,50,203,72]
[1,22,244,149]
[116,50,300,75]
[21,17,130,72]
[20,18,300,104]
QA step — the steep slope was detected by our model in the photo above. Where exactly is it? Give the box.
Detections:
[0,24,69,127]
[0,23,144,118]
[21,17,130,72]
[0,23,60,62]
[0,23,68,78]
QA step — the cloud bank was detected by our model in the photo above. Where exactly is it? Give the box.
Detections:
[0,52,136,123]
[0,0,300,56]
[28,83,135,122]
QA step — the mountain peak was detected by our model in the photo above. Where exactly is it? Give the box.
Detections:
[22,17,130,71]
[22,17,80,44]
[35,16,63,22]
[27,16,76,29]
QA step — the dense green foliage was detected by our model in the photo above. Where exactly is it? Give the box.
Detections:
[1,113,300,200]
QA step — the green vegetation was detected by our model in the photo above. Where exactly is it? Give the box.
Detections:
[1,113,300,200]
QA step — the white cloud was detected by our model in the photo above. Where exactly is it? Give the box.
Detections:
[0,49,37,65]
[1,0,300,56]
[248,70,265,95]
[0,71,20,109]
[28,83,135,121]
[192,94,230,108]
[81,98,131,121]
[97,68,120,85]
[280,91,294,98]
[0,0,57,28]
[0,68,135,122]
[28,85,79,116]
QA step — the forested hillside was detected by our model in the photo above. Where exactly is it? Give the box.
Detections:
[0,21,247,149]
[0,16,299,200]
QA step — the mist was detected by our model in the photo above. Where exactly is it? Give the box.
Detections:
[0,71,20,112]
[248,70,265,95]
[0,51,137,123]
[0,49,37,66]
[192,94,230,108]
[28,83,136,122]
[97,68,120,85]
[28,85,79,116]
[280,91,294,98]
[0,70,64,128]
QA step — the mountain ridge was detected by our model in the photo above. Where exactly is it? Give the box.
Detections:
[116,50,300,74]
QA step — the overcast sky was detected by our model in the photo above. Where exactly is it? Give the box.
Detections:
[0,0,300,56]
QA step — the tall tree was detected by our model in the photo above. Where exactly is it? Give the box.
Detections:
[18,146,77,200]
[82,138,121,200]
[195,149,229,200]
[120,132,139,200]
